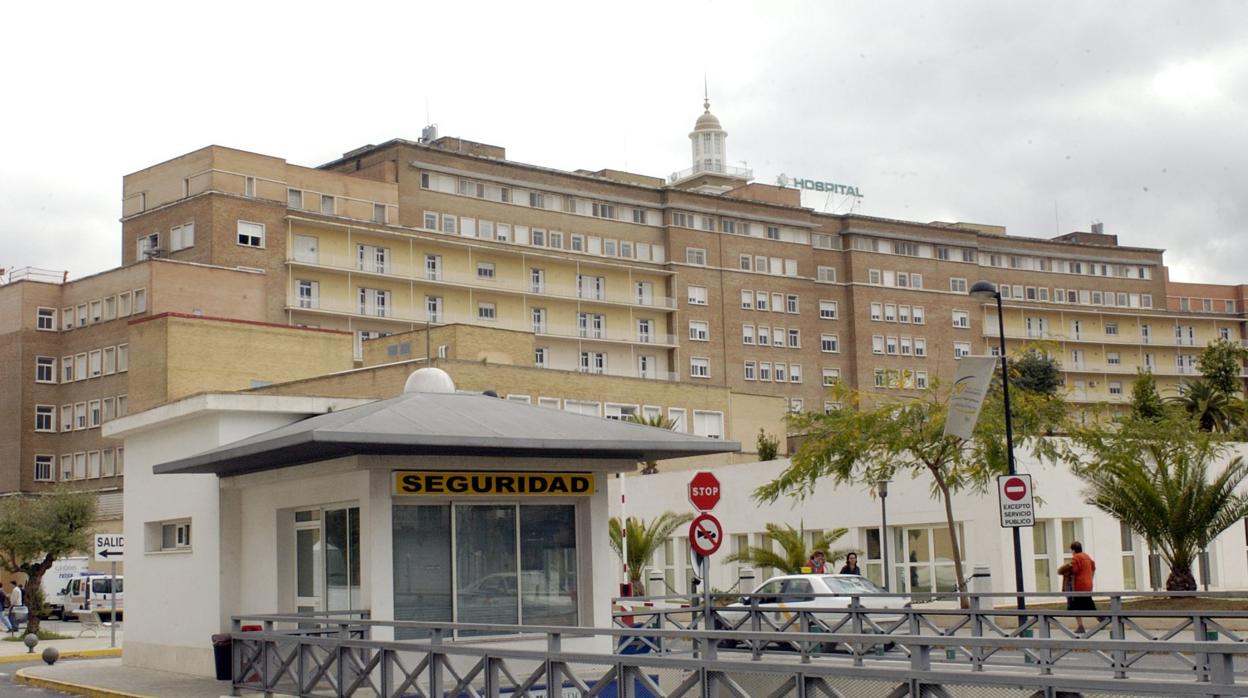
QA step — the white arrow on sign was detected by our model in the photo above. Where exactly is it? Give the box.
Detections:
[94,534,125,562]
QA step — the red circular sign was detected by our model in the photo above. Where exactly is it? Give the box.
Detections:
[689,513,723,556]
[688,471,721,511]
[1003,476,1028,501]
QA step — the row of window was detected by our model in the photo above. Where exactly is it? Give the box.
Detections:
[872,368,932,390]
[738,290,803,314]
[37,345,129,384]
[867,269,923,289]
[34,395,128,433]
[136,223,195,258]
[1176,297,1237,314]
[684,246,801,278]
[424,171,658,226]
[37,289,147,332]
[742,361,804,384]
[500,395,724,438]
[289,188,388,224]
[869,302,927,325]
[968,279,1155,309]
[870,335,930,357]
[741,325,806,349]
[670,211,807,244]
[852,234,1155,280]
[31,447,125,483]
[419,209,667,263]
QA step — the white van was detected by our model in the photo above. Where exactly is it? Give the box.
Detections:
[42,557,89,619]
[61,575,123,620]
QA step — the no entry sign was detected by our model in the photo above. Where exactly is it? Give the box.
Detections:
[688,471,721,511]
[997,474,1035,528]
[689,513,723,556]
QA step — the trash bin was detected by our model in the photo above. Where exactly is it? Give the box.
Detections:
[211,634,232,681]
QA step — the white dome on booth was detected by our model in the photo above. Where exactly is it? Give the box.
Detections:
[403,367,456,394]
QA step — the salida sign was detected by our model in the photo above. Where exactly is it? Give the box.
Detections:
[997,475,1035,528]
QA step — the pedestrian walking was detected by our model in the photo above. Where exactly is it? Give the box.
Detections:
[8,581,25,631]
[1058,541,1097,633]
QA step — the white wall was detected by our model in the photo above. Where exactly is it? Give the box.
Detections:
[118,407,312,675]
[611,444,1248,596]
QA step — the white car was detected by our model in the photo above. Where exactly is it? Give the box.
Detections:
[716,574,908,648]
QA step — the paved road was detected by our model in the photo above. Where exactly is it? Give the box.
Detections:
[0,658,81,697]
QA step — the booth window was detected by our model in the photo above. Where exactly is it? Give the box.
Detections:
[145,519,192,553]
[393,503,578,638]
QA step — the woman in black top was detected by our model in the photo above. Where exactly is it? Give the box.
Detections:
[839,552,862,575]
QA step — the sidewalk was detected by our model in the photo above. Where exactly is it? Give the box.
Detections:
[0,620,123,663]
[16,657,230,698]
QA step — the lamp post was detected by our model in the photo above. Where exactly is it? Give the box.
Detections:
[969,280,1027,612]
[878,479,891,591]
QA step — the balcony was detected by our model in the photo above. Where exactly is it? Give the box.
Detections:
[983,327,1212,348]
[288,256,677,310]
[289,301,679,348]
[668,162,753,183]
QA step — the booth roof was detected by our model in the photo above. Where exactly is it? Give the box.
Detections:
[152,391,741,477]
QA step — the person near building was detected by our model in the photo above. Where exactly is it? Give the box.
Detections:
[7,581,22,631]
[806,550,829,573]
[839,552,862,576]
[1058,541,1097,633]
[0,585,11,633]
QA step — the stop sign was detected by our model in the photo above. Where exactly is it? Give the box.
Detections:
[689,471,721,511]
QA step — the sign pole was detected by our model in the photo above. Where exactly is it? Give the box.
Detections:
[702,554,711,631]
[109,561,117,648]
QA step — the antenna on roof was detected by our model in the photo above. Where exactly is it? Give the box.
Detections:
[419,98,438,143]
[703,73,710,110]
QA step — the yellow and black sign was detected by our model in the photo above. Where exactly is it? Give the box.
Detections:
[393,471,594,497]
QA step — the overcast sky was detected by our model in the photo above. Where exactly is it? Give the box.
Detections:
[3,1,1245,284]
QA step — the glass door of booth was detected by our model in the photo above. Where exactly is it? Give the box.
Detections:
[294,506,361,613]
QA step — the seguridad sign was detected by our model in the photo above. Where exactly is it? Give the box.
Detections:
[393,471,594,496]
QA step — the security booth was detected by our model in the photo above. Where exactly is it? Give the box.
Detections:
[108,369,737,677]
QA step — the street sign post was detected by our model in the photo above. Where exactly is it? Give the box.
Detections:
[688,472,721,511]
[93,534,124,649]
[997,475,1035,528]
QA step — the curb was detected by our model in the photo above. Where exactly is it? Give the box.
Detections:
[0,647,122,664]
[15,665,151,698]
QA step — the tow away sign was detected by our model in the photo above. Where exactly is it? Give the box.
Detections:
[997,475,1034,528]
[94,534,124,562]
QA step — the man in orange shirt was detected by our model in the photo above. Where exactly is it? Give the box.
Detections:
[1058,541,1097,633]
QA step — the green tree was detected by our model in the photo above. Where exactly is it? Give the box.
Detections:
[0,488,96,634]
[1168,378,1243,433]
[1061,412,1248,591]
[608,512,694,595]
[1011,349,1062,396]
[1196,338,1248,397]
[760,377,1063,598]
[1130,370,1166,421]
[756,429,780,461]
[628,413,677,475]
[723,523,850,575]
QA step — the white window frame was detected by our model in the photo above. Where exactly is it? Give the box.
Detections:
[689,357,710,379]
[237,220,265,248]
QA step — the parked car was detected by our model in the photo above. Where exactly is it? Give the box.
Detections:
[715,574,908,651]
[60,575,123,620]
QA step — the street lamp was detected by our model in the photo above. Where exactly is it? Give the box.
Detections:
[878,479,890,591]
[969,280,1027,612]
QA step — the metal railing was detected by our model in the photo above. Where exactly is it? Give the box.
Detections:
[230,604,1248,697]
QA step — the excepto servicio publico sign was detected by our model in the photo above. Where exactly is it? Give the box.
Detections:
[997,474,1035,528]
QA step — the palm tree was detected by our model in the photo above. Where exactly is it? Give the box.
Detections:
[628,413,677,475]
[1168,378,1243,433]
[1072,413,1248,590]
[608,512,694,595]
[723,523,852,575]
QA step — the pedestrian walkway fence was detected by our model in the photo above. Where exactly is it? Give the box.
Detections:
[230,592,1248,698]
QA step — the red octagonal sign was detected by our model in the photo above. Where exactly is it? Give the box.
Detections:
[1003,476,1028,501]
[689,471,721,511]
